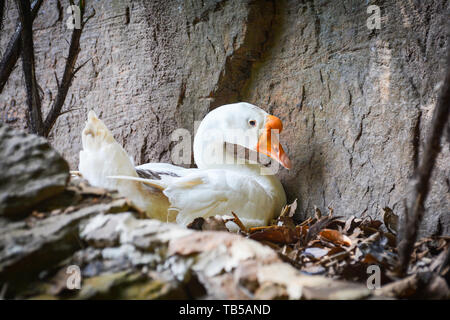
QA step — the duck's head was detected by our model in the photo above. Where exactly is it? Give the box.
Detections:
[193,102,292,170]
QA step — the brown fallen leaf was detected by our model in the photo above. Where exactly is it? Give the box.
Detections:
[279,199,297,218]
[382,207,399,234]
[344,215,361,234]
[314,206,322,220]
[249,226,297,244]
[327,206,334,217]
[327,218,346,231]
[304,216,342,244]
[361,253,380,264]
[360,225,379,236]
[383,232,397,247]
[295,225,309,239]
[362,219,383,230]
[319,229,352,247]
[327,246,346,256]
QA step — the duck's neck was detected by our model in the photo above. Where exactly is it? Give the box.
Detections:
[194,133,287,215]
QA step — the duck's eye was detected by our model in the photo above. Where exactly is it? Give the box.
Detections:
[248,120,256,127]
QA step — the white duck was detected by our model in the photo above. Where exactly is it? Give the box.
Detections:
[78,102,292,228]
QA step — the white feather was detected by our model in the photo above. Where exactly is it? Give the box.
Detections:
[78,103,288,229]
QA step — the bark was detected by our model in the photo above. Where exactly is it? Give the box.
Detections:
[15,0,44,135]
[43,2,89,136]
[0,0,43,94]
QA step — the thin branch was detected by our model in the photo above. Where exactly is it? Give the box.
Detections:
[43,3,94,137]
[0,0,43,94]
[53,71,60,89]
[397,51,450,275]
[0,0,5,34]
[82,7,95,27]
[15,0,44,135]
[58,107,81,117]
[73,57,91,75]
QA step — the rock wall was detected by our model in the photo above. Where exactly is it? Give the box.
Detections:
[0,0,448,235]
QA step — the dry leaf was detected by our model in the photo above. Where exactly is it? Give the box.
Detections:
[319,229,352,246]
[280,199,298,218]
[314,206,322,220]
[305,216,342,244]
[382,207,399,234]
[295,225,309,239]
[344,215,361,234]
[249,226,297,244]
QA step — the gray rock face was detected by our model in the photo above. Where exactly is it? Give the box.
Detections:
[243,0,449,236]
[0,0,448,234]
[1,206,372,300]
[0,195,141,297]
[0,124,69,217]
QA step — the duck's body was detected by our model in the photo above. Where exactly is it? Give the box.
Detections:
[79,103,291,228]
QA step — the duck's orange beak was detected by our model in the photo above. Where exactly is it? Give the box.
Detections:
[256,115,292,169]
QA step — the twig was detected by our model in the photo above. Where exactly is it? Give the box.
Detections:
[1,0,93,137]
[53,71,60,88]
[230,212,248,233]
[82,7,96,27]
[397,51,450,275]
[58,107,81,117]
[73,57,92,75]
[0,0,5,34]
[15,0,44,135]
[0,0,42,94]
[43,3,94,137]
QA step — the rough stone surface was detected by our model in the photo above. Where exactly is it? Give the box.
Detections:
[0,124,69,217]
[0,0,448,235]
[1,185,448,299]
[242,0,450,236]
[6,209,372,300]
[0,197,136,295]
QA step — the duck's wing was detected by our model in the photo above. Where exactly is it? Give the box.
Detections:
[111,169,276,228]
[135,163,197,189]
[167,170,276,228]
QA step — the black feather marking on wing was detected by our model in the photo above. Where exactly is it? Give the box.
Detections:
[136,168,180,180]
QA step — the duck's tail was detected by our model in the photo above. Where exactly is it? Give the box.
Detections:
[107,175,166,191]
[79,111,137,188]
[78,111,171,221]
